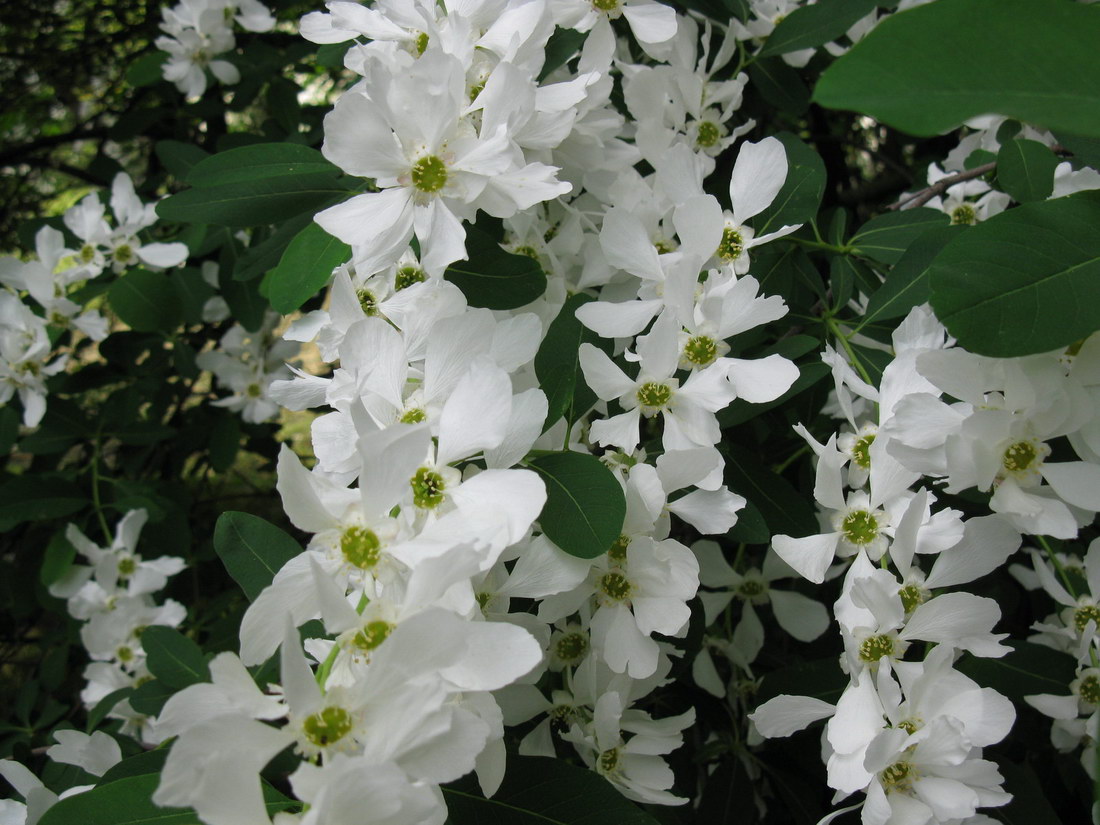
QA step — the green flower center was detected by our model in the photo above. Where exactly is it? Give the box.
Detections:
[880,760,914,793]
[950,204,976,225]
[597,746,621,775]
[411,466,446,509]
[117,557,136,578]
[357,288,378,316]
[113,244,134,263]
[684,335,719,367]
[411,155,448,193]
[599,571,632,602]
[475,591,493,610]
[350,620,394,653]
[852,433,875,469]
[636,381,672,409]
[1002,440,1038,474]
[607,534,630,563]
[1078,675,1100,705]
[414,31,429,55]
[1074,604,1100,633]
[737,578,766,599]
[80,244,96,263]
[116,645,134,663]
[859,633,897,663]
[716,227,744,262]
[896,718,921,734]
[591,0,620,11]
[341,526,382,570]
[395,265,426,290]
[246,382,262,398]
[549,703,578,731]
[399,407,427,424]
[302,706,353,748]
[654,238,676,254]
[555,631,589,664]
[898,583,927,614]
[696,120,720,148]
[841,509,879,545]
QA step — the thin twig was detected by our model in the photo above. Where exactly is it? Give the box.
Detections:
[887,162,996,211]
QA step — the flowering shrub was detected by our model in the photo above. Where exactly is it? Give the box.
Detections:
[4,0,1100,823]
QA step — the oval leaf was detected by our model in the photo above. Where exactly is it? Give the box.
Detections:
[928,191,1100,356]
[997,138,1059,203]
[850,208,948,265]
[109,269,183,333]
[814,0,1100,138]
[758,0,878,58]
[444,756,659,825]
[266,222,350,314]
[527,452,625,559]
[214,511,302,601]
[445,223,547,310]
[185,143,340,188]
[142,626,209,690]
[157,174,353,227]
[534,294,610,431]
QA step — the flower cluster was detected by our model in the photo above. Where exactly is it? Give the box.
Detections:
[156,0,276,99]
[48,510,187,744]
[146,0,817,819]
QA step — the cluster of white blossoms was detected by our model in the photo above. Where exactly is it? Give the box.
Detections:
[145,0,824,820]
[156,0,276,99]
[47,510,187,744]
[749,299,1100,823]
[0,173,186,427]
[197,309,298,424]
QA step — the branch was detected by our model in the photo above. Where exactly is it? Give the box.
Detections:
[887,162,996,211]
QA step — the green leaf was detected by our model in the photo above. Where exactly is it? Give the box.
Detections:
[0,476,86,532]
[539,27,587,81]
[157,174,352,227]
[266,78,301,135]
[928,191,1100,356]
[214,511,302,601]
[219,263,268,332]
[85,687,132,732]
[993,759,1065,825]
[444,223,547,310]
[208,413,242,473]
[125,52,167,88]
[128,679,175,716]
[997,138,1059,203]
[814,0,1100,138]
[39,773,292,825]
[723,446,819,538]
[955,640,1076,703]
[1054,132,1100,170]
[97,751,167,786]
[234,212,314,281]
[109,269,183,333]
[266,222,350,314]
[185,143,340,188]
[40,530,77,587]
[850,208,949,265]
[141,626,210,690]
[444,756,659,825]
[155,141,210,179]
[170,268,216,325]
[756,657,848,705]
[727,498,769,544]
[858,225,961,328]
[527,452,626,559]
[534,294,610,431]
[753,133,826,235]
[747,58,810,116]
[759,0,879,57]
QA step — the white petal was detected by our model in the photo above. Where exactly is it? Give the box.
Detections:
[749,694,835,738]
[136,242,188,268]
[1041,461,1100,511]
[729,137,788,225]
[771,533,840,584]
[769,589,830,642]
